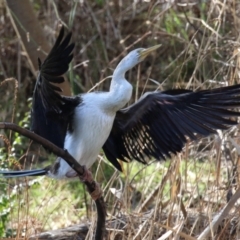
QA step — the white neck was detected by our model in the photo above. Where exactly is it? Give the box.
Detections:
[106,60,133,111]
[103,50,143,112]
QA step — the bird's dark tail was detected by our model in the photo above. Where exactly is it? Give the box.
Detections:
[0,169,47,178]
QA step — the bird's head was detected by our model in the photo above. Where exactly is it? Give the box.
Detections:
[128,44,161,64]
[115,45,161,74]
[138,44,162,62]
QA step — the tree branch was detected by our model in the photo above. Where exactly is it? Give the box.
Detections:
[0,122,106,240]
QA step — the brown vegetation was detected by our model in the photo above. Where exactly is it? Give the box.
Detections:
[1,0,240,239]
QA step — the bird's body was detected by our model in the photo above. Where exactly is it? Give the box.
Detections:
[55,89,131,179]
[2,28,240,179]
[48,41,134,179]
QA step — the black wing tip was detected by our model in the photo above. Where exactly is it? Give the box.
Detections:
[59,25,65,36]
[46,26,74,61]
[58,26,73,41]
[38,58,42,69]
[56,28,73,53]
[54,26,65,47]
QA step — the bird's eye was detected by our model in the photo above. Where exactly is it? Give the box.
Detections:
[137,49,143,58]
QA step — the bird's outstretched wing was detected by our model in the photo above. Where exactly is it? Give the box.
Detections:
[31,27,80,149]
[103,85,240,171]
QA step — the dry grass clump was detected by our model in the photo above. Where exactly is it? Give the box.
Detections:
[1,0,240,239]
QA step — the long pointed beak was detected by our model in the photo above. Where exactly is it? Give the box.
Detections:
[139,44,161,61]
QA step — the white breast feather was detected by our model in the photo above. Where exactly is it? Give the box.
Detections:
[54,92,117,179]
[50,77,132,179]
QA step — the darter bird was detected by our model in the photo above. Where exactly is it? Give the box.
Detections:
[1,27,240,179]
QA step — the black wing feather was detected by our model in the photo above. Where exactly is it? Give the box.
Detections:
[103,85,240,170]
[31,27,80,149]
